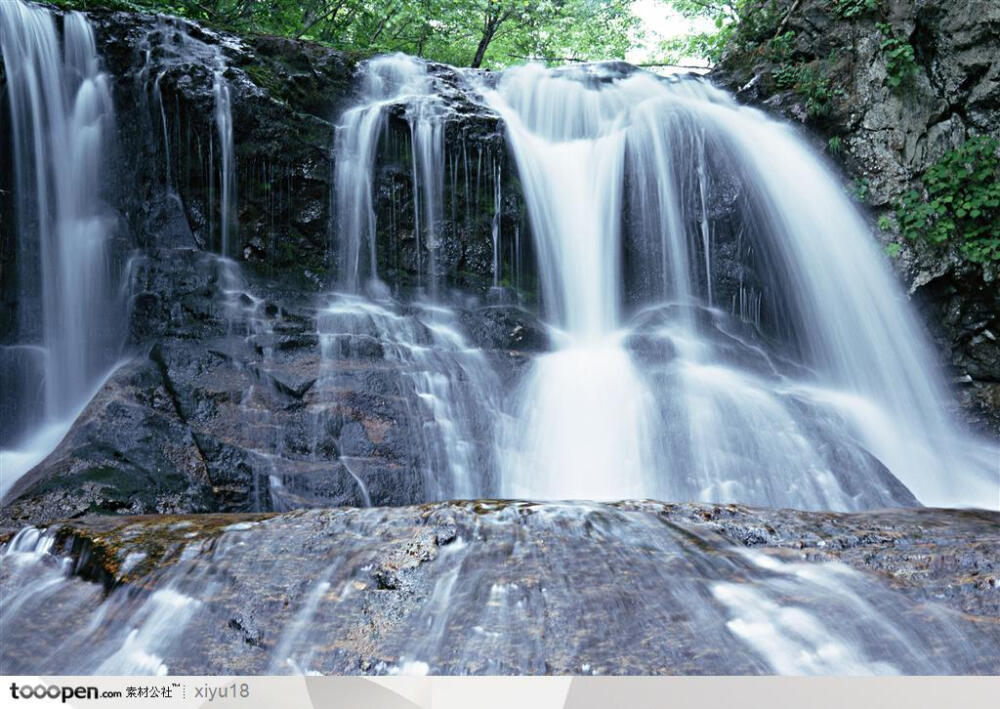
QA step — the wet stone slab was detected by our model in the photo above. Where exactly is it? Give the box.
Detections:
[0,501,997,675]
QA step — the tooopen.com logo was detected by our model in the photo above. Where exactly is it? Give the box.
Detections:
[10,682,123,702]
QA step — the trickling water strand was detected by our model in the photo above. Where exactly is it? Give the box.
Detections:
[696,131,713,307]
[513,223,521,290]
[153,71,172,189]
[213,68,235,256]
[333,55,446,293]
[491,160,502,288]
[0,0,124,495]
[410,108,445,297]
[140,17,237,255]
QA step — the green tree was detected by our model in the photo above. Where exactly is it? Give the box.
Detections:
[66,0,637,68]
[655,0,787,65]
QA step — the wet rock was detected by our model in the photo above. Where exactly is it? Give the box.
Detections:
[2,249,489,523]
[711,0,1000,429]
[657,502,1000,619]
[229,612,263,647]
[0,358,216,529]
[460,305,549,353]
[0,502,996,675]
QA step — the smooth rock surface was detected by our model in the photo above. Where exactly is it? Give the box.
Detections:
[1,502,997,675]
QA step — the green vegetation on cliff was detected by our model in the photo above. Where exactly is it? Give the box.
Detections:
[701,0,1000,271]
[888,136,1000,264]
[875,22,917,90]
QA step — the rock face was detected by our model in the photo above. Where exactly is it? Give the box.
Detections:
[1,502,997,675]
[0,5,535,523]
[0,247,542,528]
[712,0,1000,433]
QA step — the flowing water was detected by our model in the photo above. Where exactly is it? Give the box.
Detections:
[0,1,124,496]
[317,295,503,501]
[334,54,446,295]
[1,4,998,676]
[1,505,995,675]
[329,55,505,502]
[473,63,997,509]
[131,12,238,253]
[213,67,236,257]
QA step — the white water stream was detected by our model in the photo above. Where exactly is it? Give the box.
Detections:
[0,1,124,497]
[473,63,997,509]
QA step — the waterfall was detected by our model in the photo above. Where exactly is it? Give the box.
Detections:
[333,54,445,295]
[326,56,503,501]
[0,16,995,675]
[0,0,123,496]
[475,63,997,510]
[326,57,995,511]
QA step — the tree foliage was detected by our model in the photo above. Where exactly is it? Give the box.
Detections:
[65,0,637,68]
[655,0,787,65]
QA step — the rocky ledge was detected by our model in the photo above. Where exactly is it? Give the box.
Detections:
[712,0,1000,433]
[1,502,997,675]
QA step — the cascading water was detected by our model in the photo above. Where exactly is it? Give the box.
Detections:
[334,54,445,295]
[2,505,995,675]
[475,65,652,501]
[475,63,998,510]
[317,296,503,501]
[326,55,504,501]
[326,57,996,511]
[0,0,124,497]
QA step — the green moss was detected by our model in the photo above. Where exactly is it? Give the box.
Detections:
[244,63,286,102]
[55,512,275,586]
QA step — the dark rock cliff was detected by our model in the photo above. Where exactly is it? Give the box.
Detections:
[0,5,537,525]
[711,0,1000,433]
